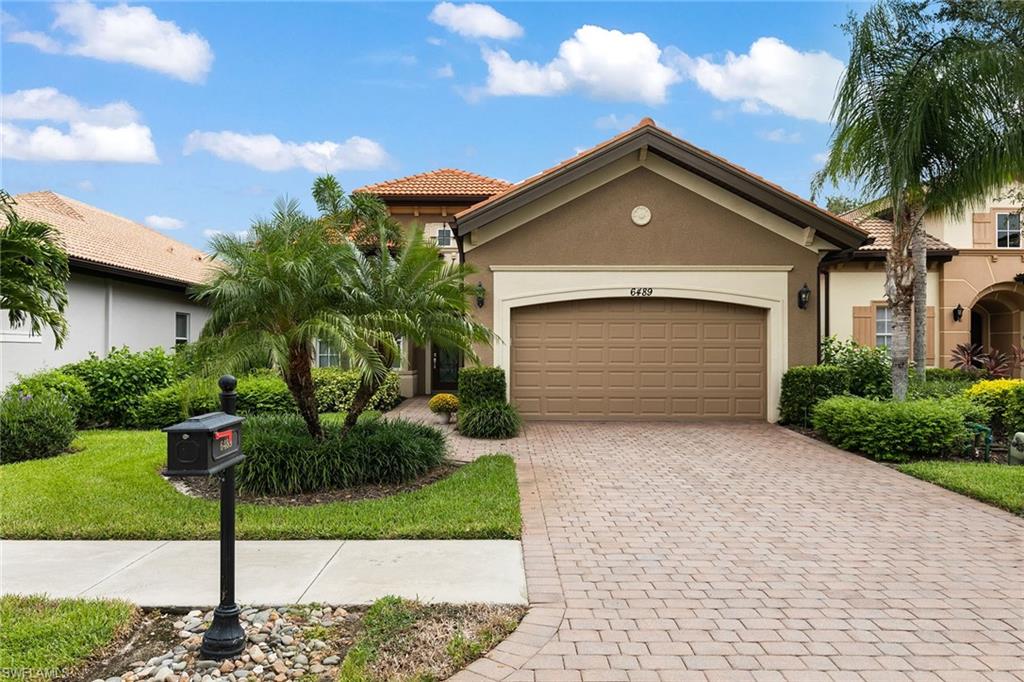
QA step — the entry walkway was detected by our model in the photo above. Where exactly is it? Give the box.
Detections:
[0,539,526,607]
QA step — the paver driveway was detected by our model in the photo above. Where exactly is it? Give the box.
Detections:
[432,415,1024,682]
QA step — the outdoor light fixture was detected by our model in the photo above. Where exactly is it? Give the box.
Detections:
[1015,273,1024,285]
[475,282,486,308]
[797,283,812,310]
[953,304,965,322]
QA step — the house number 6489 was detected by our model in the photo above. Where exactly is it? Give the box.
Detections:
[630,287,653,297]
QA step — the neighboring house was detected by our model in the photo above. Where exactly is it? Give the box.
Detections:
[822,193,1023,370]
[362,119,871,421]
[1,191,212,387]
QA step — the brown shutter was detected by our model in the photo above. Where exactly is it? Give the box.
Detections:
[926,306,936,366]
[853,306,874,346]
[973,212,994,247]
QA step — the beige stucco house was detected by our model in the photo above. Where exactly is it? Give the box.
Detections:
[823,192,1023,370]
[363,119,874,421]
[1,191,212,387]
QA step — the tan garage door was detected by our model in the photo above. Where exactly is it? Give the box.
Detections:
[511,298,766,420]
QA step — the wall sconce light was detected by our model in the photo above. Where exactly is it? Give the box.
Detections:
[952,304,965,322]
[1015,273,1024,284]
[797,283,812,310]
[474,282,486,308]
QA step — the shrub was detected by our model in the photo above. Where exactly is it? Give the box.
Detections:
[428,393,459,414]
[356,410,382,425]
[963,379,1024,433]
[820,336,892,399]
[458,367,506,406]
[458,400,521,439]
[130,380,218,429]
[925,367,981,382]
[6,371,90,423]
[813,395,989,462]
[0,390,76,463]
[907,378,977,399]
[779,365,850,426]
[236,414,447,496]
[236,375,296,415]
[1004,383,1024,436]
[63,347,174,427]
[312,368,401,413]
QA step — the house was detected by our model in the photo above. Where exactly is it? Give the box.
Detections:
[1,191,212,387]
[822,197,1023,370]
[362,118,872,421]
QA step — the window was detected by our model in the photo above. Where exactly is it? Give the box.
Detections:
[996,213,1021,248]
[175,313,190,345]
[436,226,452,247]
[875,306,893,348]
[317,340,341,367]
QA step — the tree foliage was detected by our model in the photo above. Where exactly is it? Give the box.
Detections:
[312,175,404,252]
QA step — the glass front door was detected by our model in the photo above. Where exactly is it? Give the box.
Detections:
[432,346,461,391]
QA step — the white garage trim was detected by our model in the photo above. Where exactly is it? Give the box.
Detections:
[490,267,791,421]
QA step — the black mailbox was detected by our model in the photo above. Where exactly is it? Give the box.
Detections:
[163,412,245,476]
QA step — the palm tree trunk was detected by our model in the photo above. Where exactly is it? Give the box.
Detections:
[284,345,323,440]
[886,209,915,401]
[912,221,928,380]
[343,380,377,431]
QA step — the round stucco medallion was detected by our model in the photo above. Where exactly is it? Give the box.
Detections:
[631,205,652,226]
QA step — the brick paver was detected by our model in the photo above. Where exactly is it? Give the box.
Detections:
[392,400,1024,681]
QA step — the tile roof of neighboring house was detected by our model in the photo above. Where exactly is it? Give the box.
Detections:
[842,209,957,255]
[355,168,512,199]
[454,118,869,249]
[7,191,211,286]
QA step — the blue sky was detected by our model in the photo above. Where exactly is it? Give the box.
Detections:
[2,1,866,249]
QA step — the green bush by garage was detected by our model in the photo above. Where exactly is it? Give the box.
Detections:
[779,365,850,426]
[456,367,521,439]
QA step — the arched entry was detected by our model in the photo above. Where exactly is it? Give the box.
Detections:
[971,282,1024,374]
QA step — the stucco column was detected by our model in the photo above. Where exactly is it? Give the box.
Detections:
[397,338,416,398]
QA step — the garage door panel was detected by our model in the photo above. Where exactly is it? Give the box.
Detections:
[511,298,766,420]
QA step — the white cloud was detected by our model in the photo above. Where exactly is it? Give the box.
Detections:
[477,26,680,105]
[594,113,639,131]
[204,228,248,239]
[669,37,843,123]
[813,151,829,164]
[435,63,455,78]
[1,88,158,163]
[429,2,523,40]
[759,128,802,144]
[426,36,445,46]
[77,179,95,191]
[5,2,213,83]
[145,214,184,230]
[184,131,391,173]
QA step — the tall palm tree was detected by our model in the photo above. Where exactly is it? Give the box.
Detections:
[312,175,404,252]
[814,0,1023,398]
[0,204,70,347]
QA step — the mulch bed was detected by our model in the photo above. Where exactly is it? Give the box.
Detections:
[169,462,463,507]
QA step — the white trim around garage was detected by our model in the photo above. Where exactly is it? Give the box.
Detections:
[490,267,790,422]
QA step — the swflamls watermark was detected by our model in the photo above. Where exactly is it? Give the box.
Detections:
[0,667,72,680]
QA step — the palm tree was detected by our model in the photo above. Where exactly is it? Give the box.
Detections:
[312,175,404,252]
[195,198,490,439]
[0,203,70,347]
[814,0,1024,399]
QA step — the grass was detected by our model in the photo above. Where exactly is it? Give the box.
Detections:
[0,595,136,680]
[339,596,524,682]
[0,430,520,540]
[897,460,1024,515]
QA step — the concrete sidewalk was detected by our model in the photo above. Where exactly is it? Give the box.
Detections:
[0,540,526,607]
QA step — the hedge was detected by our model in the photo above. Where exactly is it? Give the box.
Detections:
[963,379,1024,435]
[457,367,506,406]
[62,347,175,427]
[779,365,850,426]
[813,395,991,462]
[6,371,91,424]
[311,368,401,414]
[1004,383,1024,436]
[458,400,521,439]
[0,390,77,463]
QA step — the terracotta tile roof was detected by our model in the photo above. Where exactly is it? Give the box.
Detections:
[7,191,212,286]
[455,118,867,244]
[843,209,956,254]
[355,168,512,198]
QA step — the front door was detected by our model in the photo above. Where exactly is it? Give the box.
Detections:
[432,346,461,391]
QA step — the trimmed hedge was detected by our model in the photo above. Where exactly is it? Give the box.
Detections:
[0,390,77,463]
[963,379,1024,434]
[63,347,175,427]
[907,378,977,399]
[1004,383,1024,436]
[925,367,981,382]
[813,395,991,462]
[312,368,400,414]
[458,367,506,406]
[779,365,850,426]
[458,399,521,439]
[236,414,447,496]
[820,337,892,399]
[6,371,90,424]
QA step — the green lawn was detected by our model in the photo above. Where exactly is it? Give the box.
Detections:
[898,460,1024,515]
[0,430,520,540]
[0,595,136,679]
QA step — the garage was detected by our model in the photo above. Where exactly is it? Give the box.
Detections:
[510,297,767,420]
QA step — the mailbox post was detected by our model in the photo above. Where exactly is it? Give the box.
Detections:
[163,376,246,660]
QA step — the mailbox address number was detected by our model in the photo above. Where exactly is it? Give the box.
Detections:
[629,287,654,297]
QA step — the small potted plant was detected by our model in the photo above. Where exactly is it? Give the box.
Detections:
[428,393,459,424]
